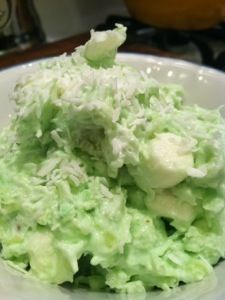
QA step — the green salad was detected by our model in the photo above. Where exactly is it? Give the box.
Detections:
[0,24,225,293]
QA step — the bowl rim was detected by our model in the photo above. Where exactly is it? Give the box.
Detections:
[118,52,225,78]
[1,52,224,79]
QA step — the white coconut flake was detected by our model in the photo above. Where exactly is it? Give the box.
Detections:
[187,167,207,178]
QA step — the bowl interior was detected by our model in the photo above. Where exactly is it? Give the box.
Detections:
[0,54,225,300]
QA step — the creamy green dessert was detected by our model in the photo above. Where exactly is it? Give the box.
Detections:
[0,24,225,293]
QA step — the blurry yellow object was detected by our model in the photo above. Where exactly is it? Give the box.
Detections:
[124,0,225,29]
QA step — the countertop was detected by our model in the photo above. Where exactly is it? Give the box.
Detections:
[0,32,177,69]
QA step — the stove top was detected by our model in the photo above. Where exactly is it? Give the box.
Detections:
[96,16,225,72]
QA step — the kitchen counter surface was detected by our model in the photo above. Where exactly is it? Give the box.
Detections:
[0,32,177,69]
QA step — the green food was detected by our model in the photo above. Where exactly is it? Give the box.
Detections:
[0,24,225,294]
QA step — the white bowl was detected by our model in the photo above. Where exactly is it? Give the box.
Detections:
[0,53,225,300]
